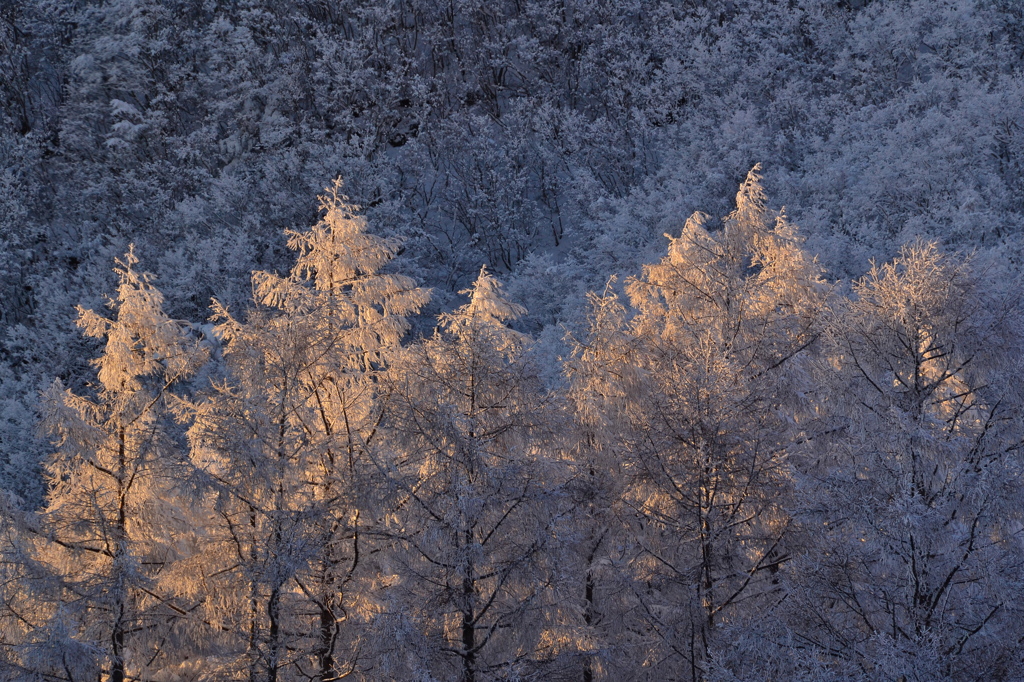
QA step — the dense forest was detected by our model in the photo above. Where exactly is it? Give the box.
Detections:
[2,0,1024,679]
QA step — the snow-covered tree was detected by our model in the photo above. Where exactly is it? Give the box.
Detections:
[2,248,206,680]
[186,181,428,680]
[570,168,827,680]
[5,0,1024,674]
[778,242,1024,681]
[374,267,569,681]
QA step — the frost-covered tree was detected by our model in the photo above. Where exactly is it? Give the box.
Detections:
[6,0,1024,673]
[775,242,1024,681]
[570,168,827,680]
[1,248,206,680]
[375,267,569,681]
[254,179,429,680]
[186,181,427,680]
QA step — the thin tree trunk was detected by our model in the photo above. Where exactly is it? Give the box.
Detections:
[462,526,476,682]
[317,593,337,681]
[268,584,281,682]
[462,572,476,682]
[583,529,606,682]
[112,427,128,682]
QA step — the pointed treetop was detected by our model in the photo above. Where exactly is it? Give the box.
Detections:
[665,211,715,266]
[465,265,527,324]
[442,266,526,333]
[631,165,824,330]
[251,177,429,338]
[732,163,767,224]
[283,178,399,291]
[76,245,203,393]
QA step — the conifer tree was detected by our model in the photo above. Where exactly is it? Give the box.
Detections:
[570,168,827,680]
[11,248,206,680]
[780,242,1024,681]
[186,180,428,680]
[375,267,567,681]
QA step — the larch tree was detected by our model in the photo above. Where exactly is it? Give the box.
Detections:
[8,248,207,681]
[563,279,640,682]
[374,267,569,682]
[780,242,1024,681]
[569,167,828,680]
[254,178,430,680]
[185,180,428,681]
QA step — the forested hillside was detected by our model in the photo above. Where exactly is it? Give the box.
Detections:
[1,0,1024,679]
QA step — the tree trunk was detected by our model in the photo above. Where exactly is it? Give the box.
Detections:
[462,525,476,682]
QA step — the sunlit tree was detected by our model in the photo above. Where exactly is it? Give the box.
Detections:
[186,180,428,680]
[570,167,827,680]
[4,248,207,680]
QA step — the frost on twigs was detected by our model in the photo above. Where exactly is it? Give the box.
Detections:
[252,177,429,356]
[182,178,430,680]
[374,266,570,681]
[25,246,208,680]
[77,246,208,393]
[569,167,828,679]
